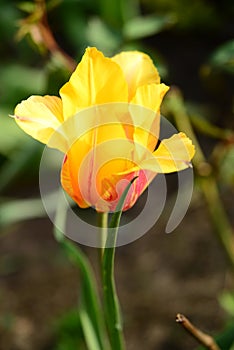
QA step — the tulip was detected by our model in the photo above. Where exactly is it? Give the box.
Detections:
[13,47,195,212]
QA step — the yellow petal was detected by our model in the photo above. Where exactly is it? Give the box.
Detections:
[131,83,169,112]
[64,103,131,151]
[111,51,160,100]
[141,132,195,173]
[14,95,67,152]
[130,83,169,151]
[60,47,128,119]
[117,133,195,175]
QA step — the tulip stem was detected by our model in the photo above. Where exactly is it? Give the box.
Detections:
[100,177,137,350]
[101,212,125,350]
[100,180,136,350]
[97,212,109,251]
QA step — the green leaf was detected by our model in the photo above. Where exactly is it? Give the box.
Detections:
[0,191,63,229]
[220,292,234,317]
[215,321,234,350]
[123,15,175,40]
[79,304,102,350]
[59,240,109,350]
[0,197,45,228]
[86,17,121,55]
[54,190,109,350]
[196,319,234,350]
[53,309,86,350]
[17,2,36,13]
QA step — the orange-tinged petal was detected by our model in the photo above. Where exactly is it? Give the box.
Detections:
[61,129,194,211]
[60,123,132,209]
[97,167,155,212]
[61,129,146,212]
[13,95,67,151]
[78,139,154,212]
[61,136,91,208]
[61,160,89,209]
[60,47,128,118]
[111,51,160,100]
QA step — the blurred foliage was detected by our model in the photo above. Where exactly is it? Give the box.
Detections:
[220,292,234,318]
[196,320,234,350]
[142,0,234,32]
[0,0,234,349]
[187,292,234,350]
[219,146,234,186]
[209,40,234,74]
[53,309,86,350]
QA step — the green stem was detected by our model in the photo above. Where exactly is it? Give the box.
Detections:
[200,177,234,268]
[100,177,137,350]
[100,179,136,350]
[97,211,108,251]
[101,212,125,350]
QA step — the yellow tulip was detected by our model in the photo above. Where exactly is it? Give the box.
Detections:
[13,47,195,212]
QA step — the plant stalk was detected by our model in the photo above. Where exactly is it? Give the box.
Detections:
[101,211,125,350]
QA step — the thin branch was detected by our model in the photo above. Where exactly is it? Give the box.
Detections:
[38,0,76,71]
[176,313,221,350]
[17,0,76,72]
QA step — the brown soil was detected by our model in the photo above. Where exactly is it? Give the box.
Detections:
[0,191,231,350]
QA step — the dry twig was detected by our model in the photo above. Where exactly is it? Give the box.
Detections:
[176,313,221,350]
[17,0,76,72]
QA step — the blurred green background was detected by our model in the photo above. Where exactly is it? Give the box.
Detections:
[0,0,234,349]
